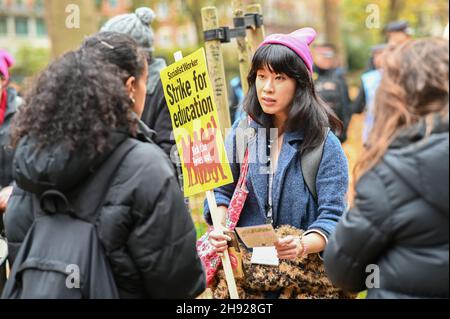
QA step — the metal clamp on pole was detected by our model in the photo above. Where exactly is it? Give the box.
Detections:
[204,26,247,43]
[230,27,247,39]
[244,13,263,29]
[204,27,231,43]
[232,17,248,40]
[233,16,246,29]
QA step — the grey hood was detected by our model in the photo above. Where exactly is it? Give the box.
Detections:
[146,57,167,95]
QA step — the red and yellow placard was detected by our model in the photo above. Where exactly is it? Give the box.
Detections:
[160,48,233,197]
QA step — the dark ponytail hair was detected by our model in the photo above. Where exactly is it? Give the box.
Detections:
[245,44,342,153]
[81,31,147,81]
[10,49,138,157]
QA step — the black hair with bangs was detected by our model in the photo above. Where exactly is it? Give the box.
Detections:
[244,44,342,153]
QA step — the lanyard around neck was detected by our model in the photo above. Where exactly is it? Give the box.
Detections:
[265,134,274,225]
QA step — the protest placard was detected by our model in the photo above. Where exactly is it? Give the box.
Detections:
[160,48,233,197]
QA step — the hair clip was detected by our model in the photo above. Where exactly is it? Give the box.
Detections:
[100,40,115,49]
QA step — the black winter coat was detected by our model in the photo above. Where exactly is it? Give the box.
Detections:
[0,87,21,188]
[314,67,352,143]
[141,58,174,158]
[324,116,449,299]
[4,125,205,299]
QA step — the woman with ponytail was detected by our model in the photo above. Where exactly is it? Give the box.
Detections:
[3,43,205,298]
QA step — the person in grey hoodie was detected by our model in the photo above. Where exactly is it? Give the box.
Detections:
[100,7,187,200]
[101,7,174,158]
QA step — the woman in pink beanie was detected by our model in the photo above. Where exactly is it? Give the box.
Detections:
[204,28,349,298]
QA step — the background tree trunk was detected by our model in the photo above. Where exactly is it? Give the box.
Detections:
[387,0,406,23]
[44,0,99,59]
[131,0,148,10]
[322,0,347,67]
[186,0,213,44]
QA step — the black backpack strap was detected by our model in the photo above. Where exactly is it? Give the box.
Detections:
[38,138,139,220]
[301,128,330,203]
[15,258,79,283]
[40,190,74,217]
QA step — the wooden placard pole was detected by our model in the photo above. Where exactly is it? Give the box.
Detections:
[205,191,240,299]
[246,3,266,55]
[232,0,251,95]
[173,51,239,300]
[201,6,232,137]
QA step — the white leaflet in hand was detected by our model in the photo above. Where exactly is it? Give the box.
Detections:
[250,246,279,266]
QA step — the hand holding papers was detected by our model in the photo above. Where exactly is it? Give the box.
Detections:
[235,224,278,248]
[235,224,279,266]
[250,247,279,266]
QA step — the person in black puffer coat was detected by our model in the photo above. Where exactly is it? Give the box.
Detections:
[3,40,205,298]
[324,38,449,299]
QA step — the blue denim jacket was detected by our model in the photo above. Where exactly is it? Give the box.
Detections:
[204,119,349,239]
